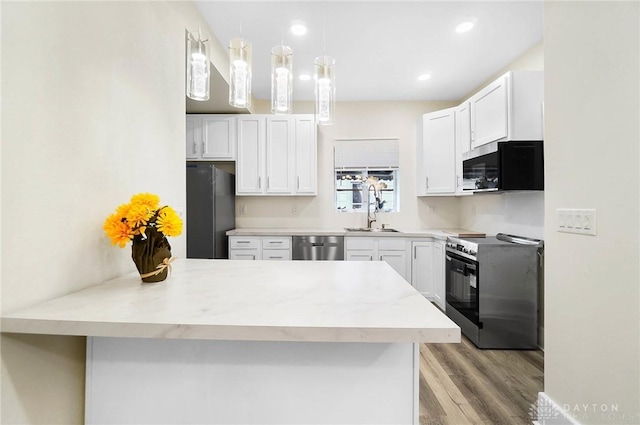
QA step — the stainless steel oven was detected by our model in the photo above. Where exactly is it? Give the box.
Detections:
[445,251,479,326]
[445,233,542,349]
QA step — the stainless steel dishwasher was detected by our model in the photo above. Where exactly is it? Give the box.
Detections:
[292,236,344,260]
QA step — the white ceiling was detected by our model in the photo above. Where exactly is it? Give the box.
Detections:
[195,1,543,103]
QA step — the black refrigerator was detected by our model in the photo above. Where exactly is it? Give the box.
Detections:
[186,162,235,259]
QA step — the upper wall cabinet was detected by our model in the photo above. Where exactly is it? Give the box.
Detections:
[416,107,456,196]
[454,102,471,195]
[469,71,544,149]
[186,115,236,161]
[236,114,317,196]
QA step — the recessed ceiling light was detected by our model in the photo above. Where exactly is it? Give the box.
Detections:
[456,22,474,33]
[290,23,307,36]
[299,74,312,81]
[417,74,431,81]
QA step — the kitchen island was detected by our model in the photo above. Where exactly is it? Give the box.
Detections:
[2,259,460,424]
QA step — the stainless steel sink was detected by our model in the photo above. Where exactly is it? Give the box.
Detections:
[344,227,399,233]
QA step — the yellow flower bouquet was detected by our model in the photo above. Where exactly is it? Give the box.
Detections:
[103,193,182,283]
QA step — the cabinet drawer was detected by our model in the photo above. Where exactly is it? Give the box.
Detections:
[262,249,290,261]
[345,238,375,250]
[262,237,291,250]
[229,237,261,249]
[229,250,260,260]
[378,238,406,251]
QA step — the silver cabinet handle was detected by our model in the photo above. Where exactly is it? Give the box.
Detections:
[379,256,383,261]
[370,255,373,261]
[426,177,429,189]
[457,175,461,188]
[297,176,300,189]
[267,176,270,189]
[414,246,417,259]
[269,241,282,244]
[258,176,261,189]
[237,241,250,244]
[269,256,283,259]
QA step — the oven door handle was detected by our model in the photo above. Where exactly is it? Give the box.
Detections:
[466,263,477,273]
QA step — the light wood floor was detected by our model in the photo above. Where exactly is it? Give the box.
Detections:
[419,336,544,425]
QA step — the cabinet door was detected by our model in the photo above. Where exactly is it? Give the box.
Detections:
[346,251,374,261]
[455,103,471,195]
[422,108,456,194]
[410,242,433,299]
[379,250,408,280]
[470,75,508,148]
[237,116,265,194]
[432,241,446,310]
[201,116,236,160]
[265,116,294,193]
[294,115,317,195]
[186,115,200,159]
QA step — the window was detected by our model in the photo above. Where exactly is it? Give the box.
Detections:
[334,138,400,213]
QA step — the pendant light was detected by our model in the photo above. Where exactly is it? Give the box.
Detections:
[314,54,335,125]
[270,44,293,114]
[229,37,252,108]
[186,28,210,101]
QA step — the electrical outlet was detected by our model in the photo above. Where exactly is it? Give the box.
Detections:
[291,204,298,215]
[557,208,596,235]
[239,204,247,216]
[427,205,436,214]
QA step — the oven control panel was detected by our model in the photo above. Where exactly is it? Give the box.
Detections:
[446,237,478,257]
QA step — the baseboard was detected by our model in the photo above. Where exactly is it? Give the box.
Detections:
[531,392,582,425]
[538,325,544,351]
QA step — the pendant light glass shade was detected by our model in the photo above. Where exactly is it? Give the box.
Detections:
[229,37,252,108]
[270,45,293,115]
[314,55,336,125]
[186,31,210,101]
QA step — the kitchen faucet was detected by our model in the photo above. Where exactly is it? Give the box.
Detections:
[366,184,378,229]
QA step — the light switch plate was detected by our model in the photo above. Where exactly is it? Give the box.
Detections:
[557,208,596,235]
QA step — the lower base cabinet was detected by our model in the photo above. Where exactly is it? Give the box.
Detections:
[229,236,291,260]
[345,237,408,280]
[410,240,445,310]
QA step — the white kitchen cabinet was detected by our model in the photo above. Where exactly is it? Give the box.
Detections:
[236,115,265,194]
[379,250,408,278]
[345,237,408,280]
[469,71,544,149]
[186,115,200,160]
[432,240,446,310]
[454,102,471,196]
[185,115,236,161]
[410,241,434,298]
[262,237,292,260]
[294,116,317,195]
[346,251,374,261]
[229,236,292,261]
[265,117,294,193]
[410,239,445,310]
[416,108,456,196]
[228,236,262,260]
[236,114,317,196]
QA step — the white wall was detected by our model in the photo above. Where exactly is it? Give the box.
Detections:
[1,2,219,423]
[544,1,639,423]
[235,100,461,230]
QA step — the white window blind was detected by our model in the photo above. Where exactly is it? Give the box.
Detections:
[334,138,399,169]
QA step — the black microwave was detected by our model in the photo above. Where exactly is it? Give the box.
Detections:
[462,141,544,192]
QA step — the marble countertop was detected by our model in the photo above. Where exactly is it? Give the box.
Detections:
[1,259,460,344]
[225,228,480,240]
